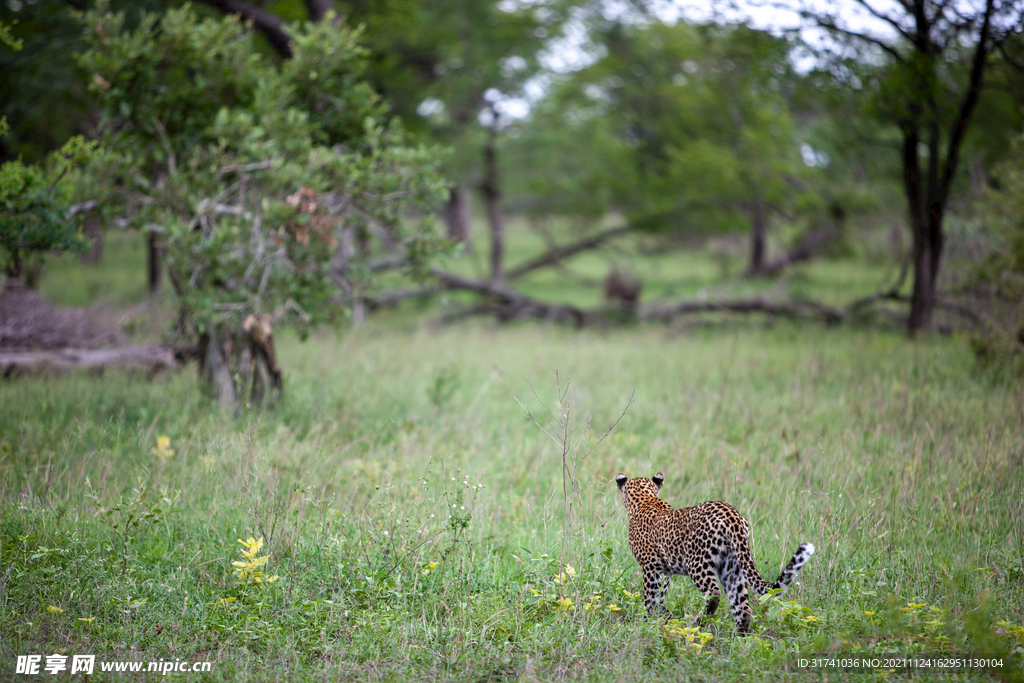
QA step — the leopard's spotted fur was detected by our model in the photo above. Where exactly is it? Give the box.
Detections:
[616,472,815,634]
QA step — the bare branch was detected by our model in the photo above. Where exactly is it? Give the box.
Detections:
[938,0,996,209]
[194,0,293,57]
[217,160,275,177]
[506,224,633,281]
[809,14,907,61]
[643,297,844,324]
[152,117,176,177]
[851,0,915,41]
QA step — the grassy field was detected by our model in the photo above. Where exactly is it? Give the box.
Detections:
[2,318,1023,681]
[3,221,1022,680]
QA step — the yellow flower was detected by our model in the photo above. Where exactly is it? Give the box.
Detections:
[421,561,438,576]
[554,565,577,585]
[152,436,174,460]
[607,604,622,612]
[78,617,95,623]
[804,615,821,623]
[556,597,574,612]
[864,611,875,616]
[46,605,63,614]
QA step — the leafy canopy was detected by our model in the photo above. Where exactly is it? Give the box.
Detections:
[0,118,94,276]
[77,3,449,338]
[506,21,819,235]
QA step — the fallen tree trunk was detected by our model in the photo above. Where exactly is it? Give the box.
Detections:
[643,298,844,325]
[0,346,180,374]
[393,267,845,328]
[370,260,979,332]
[366,287,440,310]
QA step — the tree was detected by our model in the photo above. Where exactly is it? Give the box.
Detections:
[0,41,94,283]
[333,0,559,283]
[796,0,1024,334]
[0,138,94,283]
[1,0,194,289]
[78,5,447,409]
[196,0,560,284]
[505,20,820,273]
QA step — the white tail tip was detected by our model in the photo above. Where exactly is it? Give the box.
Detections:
[805,543,815,555]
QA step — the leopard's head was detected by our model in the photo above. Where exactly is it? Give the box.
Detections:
[615,472,664,517]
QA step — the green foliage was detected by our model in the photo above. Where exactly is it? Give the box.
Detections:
[0,0,170,164]
[0,130,95,277]
[77,4,448,340]
[506,21,820,240]
[85,479,179,573]
[965,134,1024,376]
[979,136,1024,302]
[0,17,22,50]
[337,0,560,188]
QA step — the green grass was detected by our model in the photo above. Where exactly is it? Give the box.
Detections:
[38,230,153,308]
[1,321,1022,681]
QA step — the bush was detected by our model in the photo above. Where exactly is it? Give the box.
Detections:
[77,5,449,408]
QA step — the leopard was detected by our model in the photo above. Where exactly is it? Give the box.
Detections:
[616,472,815,634]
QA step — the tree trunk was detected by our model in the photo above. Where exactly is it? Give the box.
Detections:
[22,255,42,290]
[6,248,21,280]
[444,184,472,246]
[748,200,767,275]
[80,213,104,264]
[148,230,162,294]
[199,332,237,411]
[481,137,503,284]
[907,209,943,334]
[303,0,333,22]
[198,317,282,412]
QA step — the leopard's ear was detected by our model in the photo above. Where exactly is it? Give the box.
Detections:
[652,472,664,490]
[615,473,628,490]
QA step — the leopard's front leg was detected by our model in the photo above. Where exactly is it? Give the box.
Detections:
[642,566,672,617]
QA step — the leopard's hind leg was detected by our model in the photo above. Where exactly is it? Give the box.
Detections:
[691,553,722,624]
[718,549,752,634]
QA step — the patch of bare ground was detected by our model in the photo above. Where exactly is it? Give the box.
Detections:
[0,277,123,352]
[0,278,179,373]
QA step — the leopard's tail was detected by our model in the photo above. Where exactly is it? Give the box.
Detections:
[765,543,815,593]
[738,537,816,596]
